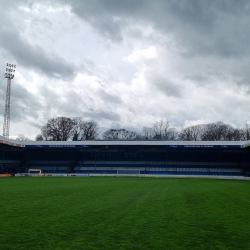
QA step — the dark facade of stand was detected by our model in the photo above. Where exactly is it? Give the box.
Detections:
[1,143,250,176]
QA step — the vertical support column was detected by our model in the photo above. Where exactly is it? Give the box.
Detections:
[166,150,168,175]
[1,148,4,174]
[26,149,29,173]
[95,150,97,168]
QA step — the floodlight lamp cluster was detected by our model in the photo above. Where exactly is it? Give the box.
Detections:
[5,63,16,79]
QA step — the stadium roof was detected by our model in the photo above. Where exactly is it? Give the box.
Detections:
[0,135,249,148]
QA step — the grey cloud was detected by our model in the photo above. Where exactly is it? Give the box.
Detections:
[36,83,122,123]
[0,28,76,80]
[0,2,77,80]
[58,0,250,58]
[64,0,144,21]
[10,83,43,122]
[0,81,6,111]
[58,0,145,42]
[82,110,121,122]
[148,75,182,97]
[88,17,123,42]
[154,1,250,58]
[96,88,122,104]
[2,0,250,136]
[37,84,82,119]
[0,78,43,123]
[53,91,85,117]
[184,74,208,84]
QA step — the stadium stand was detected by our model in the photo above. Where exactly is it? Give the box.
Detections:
[0,135,250,176]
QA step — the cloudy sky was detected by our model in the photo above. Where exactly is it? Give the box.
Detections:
[1,0,250,139]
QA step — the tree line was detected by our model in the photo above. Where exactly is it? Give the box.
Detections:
[26,117,250,141]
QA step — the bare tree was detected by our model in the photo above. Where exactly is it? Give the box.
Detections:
[72,118,99,141]
[71,117,83,141]
[142,127,155,140]
[40,117,75,141]
[177,122,246,141]
[142,121,178,140]
[102,129,140,140]
[230,128,244,141]
[242,124,250,141]
[124,130,141,140]
[40,124,52,141]
[152,120,170,140]
[15,134,31,141]
[102,129,119,140]
[35,134,44,141]
[179,125,206,141]
[35,117,250,142]
[201,122,235,141]
[82,120,99,140]
[165,128,179,140]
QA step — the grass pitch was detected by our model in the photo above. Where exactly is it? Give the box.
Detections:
[0,177,250,250]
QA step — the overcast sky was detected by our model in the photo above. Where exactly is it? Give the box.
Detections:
[1,0,250,139]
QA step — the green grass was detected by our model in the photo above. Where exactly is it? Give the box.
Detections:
[0,177,250,250]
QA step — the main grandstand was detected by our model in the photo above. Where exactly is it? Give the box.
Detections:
[1,135,250,176]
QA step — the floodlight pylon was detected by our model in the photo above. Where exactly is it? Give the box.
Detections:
[3,63,16,138]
